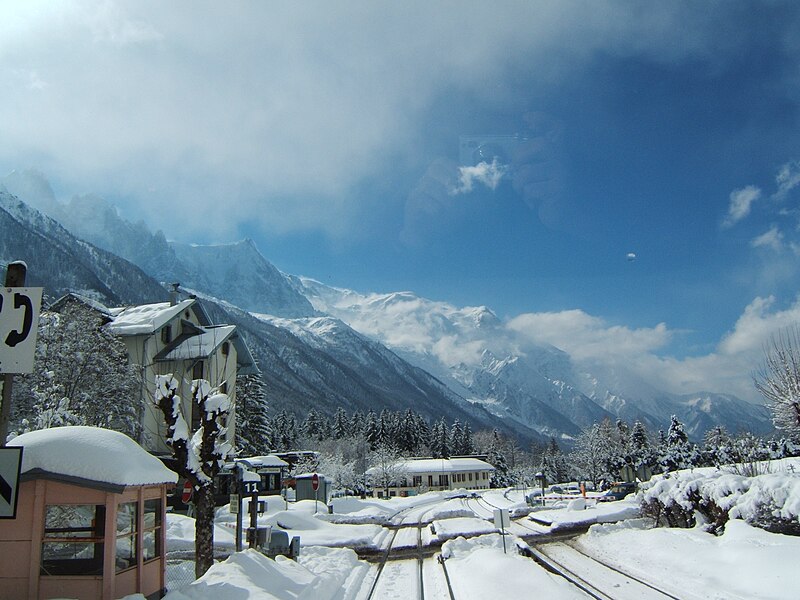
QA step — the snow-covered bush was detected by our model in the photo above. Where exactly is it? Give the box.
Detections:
[639,462,800,535]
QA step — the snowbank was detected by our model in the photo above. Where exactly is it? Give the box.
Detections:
[529,498,640,530]
[578,518,800,600]
[640,463,800,532]
[163,548,362,600]
[431,517,498,541]
[264,501,387,549]
[166,514,236,556]
[441,534,584,599]
[9,426,177,486]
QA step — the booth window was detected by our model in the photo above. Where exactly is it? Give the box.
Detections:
[41,504,105,576]
[142,499,163,562]
[116,502,138,572]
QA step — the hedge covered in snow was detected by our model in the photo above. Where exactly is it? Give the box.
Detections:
[639,461,800,535]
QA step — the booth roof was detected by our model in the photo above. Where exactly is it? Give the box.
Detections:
[9,426,178,487]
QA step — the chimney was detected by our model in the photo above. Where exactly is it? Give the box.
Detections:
[170,282,181,306]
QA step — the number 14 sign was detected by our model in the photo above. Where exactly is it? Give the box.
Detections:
[0,288,42,374]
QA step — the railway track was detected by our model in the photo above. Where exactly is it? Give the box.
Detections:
[526,540,685,600]
[362,504,456,600]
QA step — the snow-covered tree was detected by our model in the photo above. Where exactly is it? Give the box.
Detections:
[429,417,450,459]
[754,325,800,434]
[485,429,513,487]
[302,409,324,441]
[332,407,350,439]
[270,410,298,451]
[235,372,271,456]
[630,420,656,475]
[11,298,141,440]
[703,425,735,467]
[570,420,618,487]
[367,445,409,496]
[658,415,699,472]
[451,420,476,455]
[153,375,232,578]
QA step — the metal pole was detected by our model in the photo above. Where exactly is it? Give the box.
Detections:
[235,464,243,552]
[0,262,26,447]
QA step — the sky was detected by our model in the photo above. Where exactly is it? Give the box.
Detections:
[3,1,800,400]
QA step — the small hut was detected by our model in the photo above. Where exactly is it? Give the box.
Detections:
[0,426,177,600]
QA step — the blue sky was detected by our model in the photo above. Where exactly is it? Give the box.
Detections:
[3,2,800,399]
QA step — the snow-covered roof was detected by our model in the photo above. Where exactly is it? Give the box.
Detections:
[9,426,178,489]
[106,299,196,335]
[368,457,495,476]
[156,325,236,360]
[238,455,289,469]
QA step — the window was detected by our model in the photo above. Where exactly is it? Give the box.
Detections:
[142,499,162,562]
[222,341,230,355]
[468,472,473,481]
[192,360,204,380]
[161,325,172,345]
[41,504,105,576]
[116,502,137,572]
[438,474,449,486]
[427,475,433,487]
[413,475,422,486]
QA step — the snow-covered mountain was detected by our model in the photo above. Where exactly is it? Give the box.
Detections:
[2,170,773,441]
[0,187,540,442]
[290,277,773,439]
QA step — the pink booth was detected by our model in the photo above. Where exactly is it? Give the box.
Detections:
[0,427,177,600]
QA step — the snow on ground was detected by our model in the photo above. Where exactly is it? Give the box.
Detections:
[576,518,800,600]
[166,514,237,556]
[163,548,363,600]
[529,498,640,530]
[263,501,388,549]
[431,516,498,541]
[442,534,585,599]
[162,481,800,599]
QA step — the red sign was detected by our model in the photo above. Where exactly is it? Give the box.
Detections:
[311,473,320,491]
[182,480,193,504]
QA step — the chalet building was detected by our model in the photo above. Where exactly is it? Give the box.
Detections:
[1,426,177,600]
[50,292,256,456]
[367,457,495,497]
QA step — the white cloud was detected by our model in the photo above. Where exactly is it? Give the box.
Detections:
[507,309,670,362]
[774,160,800,200]
[751,226,784,251]
[0,1,754,241]
[451,159,507,195]
[507,297,800,402]
[723,185,761,227]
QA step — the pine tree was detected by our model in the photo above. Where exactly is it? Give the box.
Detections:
[364,410,380,450]
[235,372,271,456]
[486,429,512,487]
[703,425,734,467]
[659,415,698,472]
[630,420,655,475]
[430,417,450,458]
[303,409,323,441]
[333,407,349,439]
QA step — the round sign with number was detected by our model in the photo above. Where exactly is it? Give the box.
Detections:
[311,473,319,491]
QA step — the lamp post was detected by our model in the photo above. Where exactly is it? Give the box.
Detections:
[534,472,546,507]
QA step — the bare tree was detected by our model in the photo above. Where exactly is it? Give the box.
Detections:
[754,326,800,434]
[154,375,232,578]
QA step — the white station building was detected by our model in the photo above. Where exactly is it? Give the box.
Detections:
[368,457,495,497]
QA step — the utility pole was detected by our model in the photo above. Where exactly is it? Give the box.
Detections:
[0,262,28,447]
